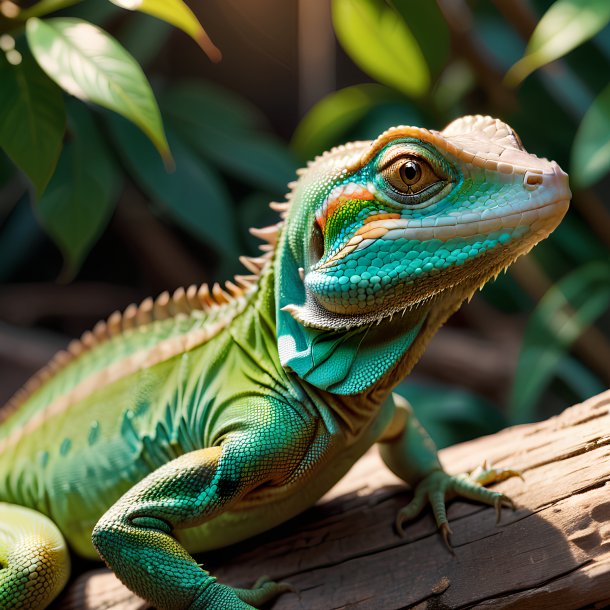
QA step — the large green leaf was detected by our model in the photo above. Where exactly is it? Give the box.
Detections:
[106,113,238,258]
[36,102,121,278]
[509,262,610,423]
[26,17,170,160]
[332,0,429,99]
[291,84,403,161]
[162,83,297,193]
[391,0,449,79]
[571,82,610,188]
[0,50,65,195]
[109,0,220,62]
[505,0,610,85]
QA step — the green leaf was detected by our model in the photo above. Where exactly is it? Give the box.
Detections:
[109,0,221,62]
[332,0,429,98]
[162,83,298,193]
[162,81,268,132]
[36,102,121,278]
[26,17,170,160]
[0,49,65,195]
[509,262,610,423]
[571,82,610,188]
[106,113,238,258]
[391,0,449,79]
[291,84,403,161]
[505,0,610,85]
[431,60,476,114]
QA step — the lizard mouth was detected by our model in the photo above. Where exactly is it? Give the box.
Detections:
[315,197,570,270]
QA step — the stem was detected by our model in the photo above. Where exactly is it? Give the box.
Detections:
[18,0,83,21]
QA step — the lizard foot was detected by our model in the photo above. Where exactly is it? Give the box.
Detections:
[395,463,521,548]
[234,576,295,607]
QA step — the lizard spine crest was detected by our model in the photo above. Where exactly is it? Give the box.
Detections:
[0,199,293,423]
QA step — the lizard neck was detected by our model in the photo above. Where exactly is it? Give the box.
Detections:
[273,220,431,396]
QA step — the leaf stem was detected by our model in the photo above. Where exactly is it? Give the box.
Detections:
[18,0,83,21]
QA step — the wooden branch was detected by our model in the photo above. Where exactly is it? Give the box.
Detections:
[57,391,610,610]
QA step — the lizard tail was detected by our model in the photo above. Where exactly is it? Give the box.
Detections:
[0,502,70,609]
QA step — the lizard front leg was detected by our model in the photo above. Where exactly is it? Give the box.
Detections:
[377,393,519,546]
[92,436,293,610]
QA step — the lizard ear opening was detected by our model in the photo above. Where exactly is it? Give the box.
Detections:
[309,221,324,268]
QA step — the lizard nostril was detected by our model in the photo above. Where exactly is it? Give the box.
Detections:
[524,172,543,191]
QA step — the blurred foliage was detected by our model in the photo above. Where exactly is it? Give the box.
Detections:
[0,0,298,279]
[510,261,610,423]
[0,0,609,449]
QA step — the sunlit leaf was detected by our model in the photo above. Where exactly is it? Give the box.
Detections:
[291,84,403,160]
[36,102,121,278]
[106,113,238,258]
[0,49,65,195]
[163,84,297,193]
[510,262,610,423]
[26,17,170,160]
[332,0,429,98]
[505,0,610,85]
[571,82,610,188]
[109,0,221,62]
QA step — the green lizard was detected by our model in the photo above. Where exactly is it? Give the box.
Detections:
[0,115,570,610]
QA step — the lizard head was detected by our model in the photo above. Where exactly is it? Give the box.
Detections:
[276,115,570,394]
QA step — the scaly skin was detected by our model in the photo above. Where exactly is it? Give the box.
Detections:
[0,116,570,609]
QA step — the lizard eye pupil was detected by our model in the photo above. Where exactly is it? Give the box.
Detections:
[400,160,421,185]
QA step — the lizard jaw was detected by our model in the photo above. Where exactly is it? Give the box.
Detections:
[283,195,568,331]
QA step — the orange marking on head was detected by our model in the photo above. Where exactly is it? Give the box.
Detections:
[316,187,376,232]
[363,213,400,224]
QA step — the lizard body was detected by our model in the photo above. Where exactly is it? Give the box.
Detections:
[0,116,570,609]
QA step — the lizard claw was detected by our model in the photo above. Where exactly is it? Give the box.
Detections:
[494,494,515,524]
[394,462,521,549]
[440,522,454,555]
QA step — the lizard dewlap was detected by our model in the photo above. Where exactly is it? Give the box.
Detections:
[0,116,569,609]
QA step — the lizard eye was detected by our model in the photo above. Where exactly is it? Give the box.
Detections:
[376,144,453,207]
[381,156,441,196]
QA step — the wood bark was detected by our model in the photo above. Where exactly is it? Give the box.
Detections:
[57,390,610,610]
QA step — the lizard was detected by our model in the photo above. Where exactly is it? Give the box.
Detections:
[0,115,570,610]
